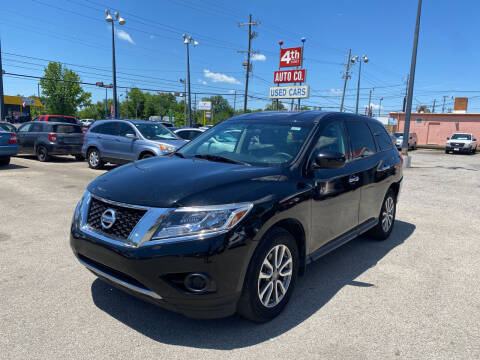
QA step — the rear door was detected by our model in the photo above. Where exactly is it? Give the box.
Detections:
[95,122,118,158]
[52,124,84,145]
[344,118,382,224]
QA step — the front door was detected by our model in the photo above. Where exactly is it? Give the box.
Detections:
[113,122,137,161]
[310,119,361,251]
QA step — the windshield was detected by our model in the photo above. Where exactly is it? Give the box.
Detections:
[134,123,179,140]
[177,120,314,167]
[451,134,471,140]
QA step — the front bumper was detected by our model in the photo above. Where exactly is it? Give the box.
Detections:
[445,145,470,153]
[70,223,256,319]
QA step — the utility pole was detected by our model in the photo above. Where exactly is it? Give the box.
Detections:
[233,90,237,112]
[238,14,260,113]
[402,74,409,112]
[339,48,352,112]
[402,0,423,160]
[432,98,436,113]
[298,37,306,110]
[367,87,374,117]
[0,39,5,121]
[442,95,448,113]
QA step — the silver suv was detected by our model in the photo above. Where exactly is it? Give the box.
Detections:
[82,120,186,169]
[393,132,418,150]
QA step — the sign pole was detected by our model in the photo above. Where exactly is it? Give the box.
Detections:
[203,110,206,126]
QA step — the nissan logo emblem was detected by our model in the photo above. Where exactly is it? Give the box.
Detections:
[101,208,116,230]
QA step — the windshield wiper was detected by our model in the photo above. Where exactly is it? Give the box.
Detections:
[194,154,250,166]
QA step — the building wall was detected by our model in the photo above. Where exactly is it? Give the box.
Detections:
[391,113,480,145]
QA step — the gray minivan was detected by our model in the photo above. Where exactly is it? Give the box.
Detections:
[82,119,186,169]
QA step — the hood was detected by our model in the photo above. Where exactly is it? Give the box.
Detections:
[151,139,186,149]
[87,156,284,208]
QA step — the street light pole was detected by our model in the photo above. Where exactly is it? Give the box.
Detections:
[180,79,186,126]
[402,0,422,159]
[105,9,125,119]
[0,39,5,121]
[183,34,198,127]
[352,54,368,114]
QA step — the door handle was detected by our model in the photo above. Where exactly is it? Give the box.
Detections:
[348,175,359,184]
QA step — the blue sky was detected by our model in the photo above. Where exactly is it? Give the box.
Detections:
[1,0,479,115]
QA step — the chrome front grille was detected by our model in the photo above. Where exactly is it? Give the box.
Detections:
[86,197,146,239]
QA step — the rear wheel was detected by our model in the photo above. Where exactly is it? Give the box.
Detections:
[0,156,10,166]
[87,148,103,169]
[367,189,396,241]
[445,149,449,154]
[36,146,50,162]
[237,227,299,323]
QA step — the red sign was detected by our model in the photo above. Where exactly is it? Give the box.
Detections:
[280,47,303,67]
[274,69,306,84]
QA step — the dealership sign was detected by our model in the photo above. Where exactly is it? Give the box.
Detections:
[274,69,306,84]
[279,47,302,68]
[269,85,309,99]
[198,101,212,111]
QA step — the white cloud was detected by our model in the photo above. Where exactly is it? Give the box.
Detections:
[116,29,135,45]
[330,88,342,95]
[369,103,382,110]
[251,54,266,61]
[228,89,236,94]
[198,79,208,85]
[203,69,241,85]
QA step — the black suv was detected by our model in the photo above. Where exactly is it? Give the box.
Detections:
[71,111,403,322]
[17,122,84,161]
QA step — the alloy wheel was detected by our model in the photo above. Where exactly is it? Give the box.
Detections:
[257,244,293,308]
[89,151,99,167]
[382,196,395,232]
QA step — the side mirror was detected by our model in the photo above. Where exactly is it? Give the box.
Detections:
[125,133,137,139]
[474,138,477,141]
[446,137,450,140]
[313,150,346,169]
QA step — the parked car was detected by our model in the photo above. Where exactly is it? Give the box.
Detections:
[0,129,18,166]
[445,133,477,154]
[71,111,403,322]
[393,132,417,150]
[0,121,17,133]
[82,119,186,169]
[174,127,205,141]
[16,122,84,162]
[32,115,79,125]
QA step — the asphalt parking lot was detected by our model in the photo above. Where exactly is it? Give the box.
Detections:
[1,149,479,359]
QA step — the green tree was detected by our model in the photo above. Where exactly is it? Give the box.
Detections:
[39,62,91,115]
[265,101,286,111]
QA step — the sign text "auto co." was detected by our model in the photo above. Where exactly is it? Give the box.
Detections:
[274,69,306,84]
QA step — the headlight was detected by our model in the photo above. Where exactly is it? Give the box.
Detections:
[72,191,88,229]
[151,203,253,241]
[158,143,176,153]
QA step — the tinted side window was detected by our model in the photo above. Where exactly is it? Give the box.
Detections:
[91,122,117,135]
[53,125,82,134]
[18,124,32,132]
[314,121,347,156]
[368,122,393,151]
[345,120,377,159]
[117,122,135,137]
[29,123,43,133]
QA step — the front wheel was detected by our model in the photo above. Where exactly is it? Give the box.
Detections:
[367,189,396,241]
[237,227,299,323]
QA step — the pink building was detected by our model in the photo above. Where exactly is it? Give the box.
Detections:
[389,112,480,146]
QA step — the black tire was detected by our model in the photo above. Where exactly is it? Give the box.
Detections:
[413,143,417,150]
[36,146,50,162]
[87,148,104,169]
[0,156,10,166]
[367,189,396,241]
[445,150,449,154]
[75,154,85,161]
[237,227,299,323]
[140,152,155,160]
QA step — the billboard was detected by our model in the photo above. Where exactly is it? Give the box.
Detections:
[269,85,309,99]
[198,101,212,111]
[274,69,306,84]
